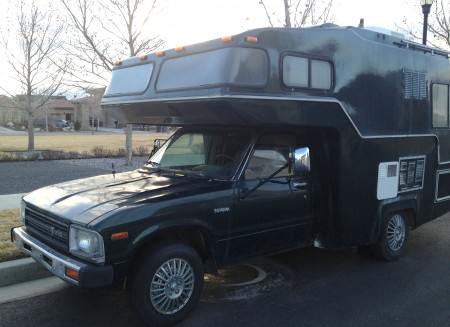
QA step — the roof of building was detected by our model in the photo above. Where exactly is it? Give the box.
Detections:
[46,98,74,110]
[69,95,101,104]
[0,95,21,109]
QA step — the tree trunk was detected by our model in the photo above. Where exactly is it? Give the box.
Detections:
[126,123,133,165]
[27,113,35,152]
[284,0,291,27]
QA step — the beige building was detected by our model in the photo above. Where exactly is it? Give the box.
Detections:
[42,97,74,128]
[0,90,118,131]
[0,95,25,125]
[70,88,115,130]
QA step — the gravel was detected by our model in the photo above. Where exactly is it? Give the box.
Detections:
[61,156,148,172]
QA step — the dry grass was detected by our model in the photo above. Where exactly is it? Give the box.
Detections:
[0,132,171,153]
[0,209,27,262]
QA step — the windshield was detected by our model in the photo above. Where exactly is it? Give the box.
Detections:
[146,129,252,179]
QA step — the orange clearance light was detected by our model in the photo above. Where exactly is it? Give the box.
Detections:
[156,51,165,57]
[245,36,258,43]
[114,60,122,66]
[175,46,186,52]
[139,54,148,60]
[221,35,233,43]
[65,267,79,281]
[111,231,129,241]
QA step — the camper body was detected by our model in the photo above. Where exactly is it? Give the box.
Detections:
[12,25,450,326]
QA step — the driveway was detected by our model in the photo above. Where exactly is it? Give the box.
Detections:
[0,126,27,135]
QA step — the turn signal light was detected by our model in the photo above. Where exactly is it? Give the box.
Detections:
[156,51,165,57]
[111,232,129,241]
[139,55,148,60]
[114,60,122,66]
[175,46,186,52]
[245,36,258,43]
[65,267,79,281]
[221,36,233,42]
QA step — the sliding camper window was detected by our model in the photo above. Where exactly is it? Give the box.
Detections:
[432,83,449,128]
[104,63,154,96]
[157,47,268,91]
[282,55,333,90]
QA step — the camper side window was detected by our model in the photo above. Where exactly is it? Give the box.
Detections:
[282,55,333,90]
[432,83,449,128]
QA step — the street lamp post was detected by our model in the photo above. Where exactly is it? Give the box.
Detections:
[420,0,433,45]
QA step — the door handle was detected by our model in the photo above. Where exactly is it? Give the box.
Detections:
[292,182,307,189]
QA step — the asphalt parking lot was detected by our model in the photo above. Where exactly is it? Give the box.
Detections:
[1,159,450,326]
[1,220,450,327]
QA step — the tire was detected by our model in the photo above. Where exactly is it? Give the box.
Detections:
[127,241,204,326]
[371,212,409,261]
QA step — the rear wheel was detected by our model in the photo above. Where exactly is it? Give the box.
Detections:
[127,242,204,326]
[371,212,409,261]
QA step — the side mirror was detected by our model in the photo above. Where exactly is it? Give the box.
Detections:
[150,139,162,156]
[293,147,310,174]
[154,139,161,150]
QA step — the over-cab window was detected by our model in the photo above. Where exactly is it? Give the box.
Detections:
[282,55,333,90]
[157,47,268,91]
[104,63,154,96]
[432,83,449,128]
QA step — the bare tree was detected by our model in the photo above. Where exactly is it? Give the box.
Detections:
[259,0,334,28]
[60,0,165,88]
[399,0,450,49]
[60,0,165,165]
[1,0,68,151]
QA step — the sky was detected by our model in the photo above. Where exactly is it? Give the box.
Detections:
[151,0,421,47]
[0,0,424,95]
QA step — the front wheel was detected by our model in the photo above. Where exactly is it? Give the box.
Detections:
[371,212,409,261]
[127,242,204,326]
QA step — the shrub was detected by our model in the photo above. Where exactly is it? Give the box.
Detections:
[66,151,79,159]
[116,148,126,157]
[80,151,90,159]
[74,121,81,131]
[105,149,116,157]
[0,152,19,162]
[91,146,107,157]
[41,150,66,160]
[134,145,149,156]
[25,152,40,161]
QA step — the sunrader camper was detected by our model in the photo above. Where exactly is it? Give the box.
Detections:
[12,24,450,326]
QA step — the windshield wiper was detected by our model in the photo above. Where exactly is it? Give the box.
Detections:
[239,162,289,200]
[146,161,160,167]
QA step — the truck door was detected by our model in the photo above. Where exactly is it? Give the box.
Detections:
[230,134,313,261]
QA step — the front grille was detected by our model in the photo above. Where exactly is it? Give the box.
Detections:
[25,208,70,252]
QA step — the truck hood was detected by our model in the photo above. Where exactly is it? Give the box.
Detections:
[23,169,212,225]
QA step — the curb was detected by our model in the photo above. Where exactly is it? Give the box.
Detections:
[0,257,52,287]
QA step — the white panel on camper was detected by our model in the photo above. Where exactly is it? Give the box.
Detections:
[377,162,399,200]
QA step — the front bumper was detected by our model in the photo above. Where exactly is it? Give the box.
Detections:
[11,226,113,288]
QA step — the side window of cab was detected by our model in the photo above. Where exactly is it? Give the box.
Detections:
[245,134,296,181]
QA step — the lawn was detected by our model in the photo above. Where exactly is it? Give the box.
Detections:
[0,132,172,153]
[0,209,27,262]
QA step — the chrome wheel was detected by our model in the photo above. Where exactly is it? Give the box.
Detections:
[150,258,195,315]
[387,214,406,252]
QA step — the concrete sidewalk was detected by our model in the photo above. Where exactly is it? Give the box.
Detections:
[0,193,62,302]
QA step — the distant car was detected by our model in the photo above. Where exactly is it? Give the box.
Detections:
[55,119,69,127]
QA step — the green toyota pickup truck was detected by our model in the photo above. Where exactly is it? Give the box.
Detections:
[12,25,450,325]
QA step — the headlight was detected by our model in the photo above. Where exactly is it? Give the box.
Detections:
[69,225,105,264]
[20,201,26,224]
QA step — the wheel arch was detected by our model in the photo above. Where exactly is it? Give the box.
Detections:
[370,196,418,245]
[128,226,219,276]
